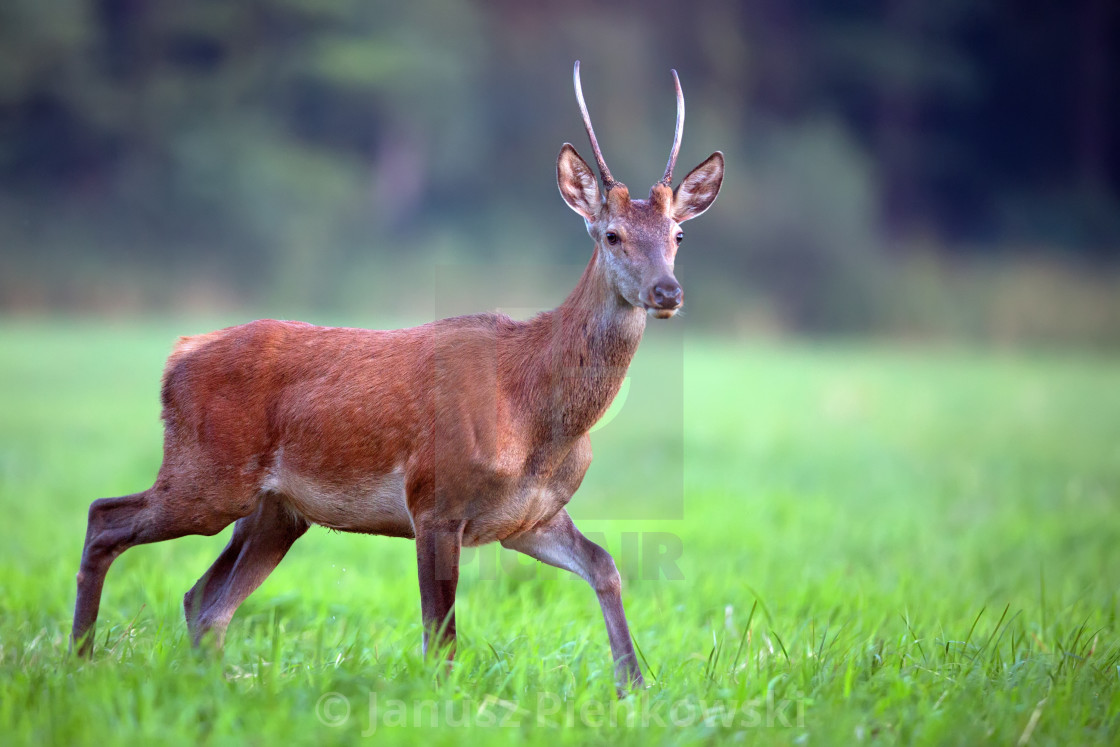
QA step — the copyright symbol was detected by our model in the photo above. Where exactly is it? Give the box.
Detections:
[316,692,350,727]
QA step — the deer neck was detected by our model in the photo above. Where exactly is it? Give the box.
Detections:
[518,246,646,441]
[557,245,646,369]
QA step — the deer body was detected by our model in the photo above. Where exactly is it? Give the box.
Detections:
[160,252,638,547]
[72,62,723,692]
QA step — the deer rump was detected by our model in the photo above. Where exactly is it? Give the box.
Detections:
[158,317,593,548]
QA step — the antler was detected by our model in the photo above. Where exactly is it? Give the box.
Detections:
[659,69,685,187]
[573,61,617,191]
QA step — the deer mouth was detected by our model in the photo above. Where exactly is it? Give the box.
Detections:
[645,306,679,319]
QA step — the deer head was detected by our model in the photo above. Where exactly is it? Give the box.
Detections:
[557,61,724,319]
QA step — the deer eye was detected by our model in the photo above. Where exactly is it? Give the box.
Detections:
[675,232,684,245]
[604,231,620,246]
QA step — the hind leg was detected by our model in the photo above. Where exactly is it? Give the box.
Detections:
[184,495,308,647]
[72,487,241,655]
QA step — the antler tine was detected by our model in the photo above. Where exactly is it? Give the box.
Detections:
[659,69,685,187]
[573,60,616,190]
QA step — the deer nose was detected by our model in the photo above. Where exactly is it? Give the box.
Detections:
[650,279,683,309]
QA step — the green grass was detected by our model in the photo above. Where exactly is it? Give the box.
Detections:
[1,317,1118,745]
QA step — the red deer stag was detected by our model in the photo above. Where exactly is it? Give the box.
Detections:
[72,61,724,691]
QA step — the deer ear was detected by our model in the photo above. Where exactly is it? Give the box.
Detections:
[557,144,601,221]
[673,151,724,222]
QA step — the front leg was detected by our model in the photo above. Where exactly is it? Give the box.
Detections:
[414,519,464,661]
[501,509,644,693]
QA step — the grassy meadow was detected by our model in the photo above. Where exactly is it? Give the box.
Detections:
[0,317,1117,745]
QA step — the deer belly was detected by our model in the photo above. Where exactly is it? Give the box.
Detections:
[266,466,414,537]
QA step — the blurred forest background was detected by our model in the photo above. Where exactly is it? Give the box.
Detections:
[1,0,1118,346]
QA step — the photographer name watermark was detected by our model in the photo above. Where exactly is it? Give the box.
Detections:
[316,690,806,733]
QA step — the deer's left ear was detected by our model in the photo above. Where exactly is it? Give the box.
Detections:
[673,152,724,222]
